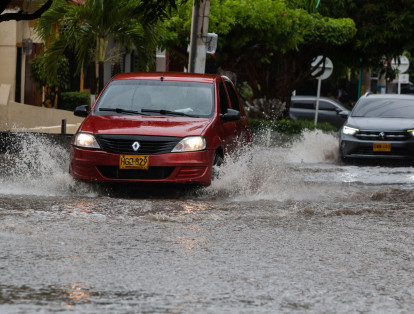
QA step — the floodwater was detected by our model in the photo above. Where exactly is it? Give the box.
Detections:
[1,131,414,313]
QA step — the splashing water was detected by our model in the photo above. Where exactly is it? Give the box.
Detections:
[0,133,94,196]
[0,130,340,198]
[206,130,340,201]
[287,130,339,163]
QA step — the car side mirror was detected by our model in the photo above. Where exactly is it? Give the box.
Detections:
[338,110,349,118]
[74,105,89,117]
[221,108,241,121]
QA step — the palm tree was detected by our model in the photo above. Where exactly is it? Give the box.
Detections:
[35,0,164,94]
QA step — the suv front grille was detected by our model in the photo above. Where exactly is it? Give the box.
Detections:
[355,131,410,141]
[95,135,182,155]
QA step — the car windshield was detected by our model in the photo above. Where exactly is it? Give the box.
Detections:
[352,98,414,118]
[94,80,214,117]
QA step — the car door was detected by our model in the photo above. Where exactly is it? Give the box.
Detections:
[224,80,251,144]
[290,99,315,121]
[218,81,239,153]
[318,100,344,128]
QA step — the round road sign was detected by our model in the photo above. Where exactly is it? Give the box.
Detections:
[391,56,410,74]
[311,56,333,80]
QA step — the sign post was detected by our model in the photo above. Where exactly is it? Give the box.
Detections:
[311,56,333,125]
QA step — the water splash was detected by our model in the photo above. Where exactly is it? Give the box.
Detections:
[0,130,340,199]
[206,130,341,201]
[0,133,95,196]
[287,130,339,163]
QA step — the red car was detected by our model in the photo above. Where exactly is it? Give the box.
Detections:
[70,72,252,186]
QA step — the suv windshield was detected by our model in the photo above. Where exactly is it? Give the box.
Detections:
[94,80,215,117]
[352,98,414,118]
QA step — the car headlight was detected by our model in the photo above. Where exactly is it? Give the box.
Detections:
[342,125,359,135]
[407,129,414,136]
[74,133,100,149]
[172,136,206,152]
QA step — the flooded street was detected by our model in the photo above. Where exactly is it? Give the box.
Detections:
[1,131,414,313]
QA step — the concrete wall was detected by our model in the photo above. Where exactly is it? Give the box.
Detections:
[0,84,84,134]
[0,20,18,101]
[0,13,42,104]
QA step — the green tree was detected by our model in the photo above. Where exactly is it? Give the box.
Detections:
[319,0,414,72]
[164,0,356,119]
[30,55,69,108]
[35,0,172,94]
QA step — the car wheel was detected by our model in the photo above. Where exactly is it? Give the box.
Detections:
[212,152,223,181]
[340,148,352,164]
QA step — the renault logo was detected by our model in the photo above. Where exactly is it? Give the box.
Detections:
[132,141,140,151]
[379,132,385,140]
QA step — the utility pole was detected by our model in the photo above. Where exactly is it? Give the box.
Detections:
[188,0,210,73]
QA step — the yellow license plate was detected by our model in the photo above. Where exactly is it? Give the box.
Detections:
[373,143,391,152]
[119,155,149,170]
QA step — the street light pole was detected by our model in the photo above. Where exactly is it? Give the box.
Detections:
[188,0,210,73]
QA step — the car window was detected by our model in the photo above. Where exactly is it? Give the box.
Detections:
[225,81,240,112]
[94,80,215,117]
[318,101,337,111]
[291,101,314,110]
[352,98,414,118]
[219,82,230,114]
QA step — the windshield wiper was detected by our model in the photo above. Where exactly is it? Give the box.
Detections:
[141,109,197,117]
[98,107,149,115]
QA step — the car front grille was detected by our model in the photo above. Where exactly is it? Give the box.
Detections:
[355,131,410,141]
[95,135,182,155]
[97,166,174,179]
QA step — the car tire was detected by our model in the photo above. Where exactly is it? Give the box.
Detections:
[340,151,354,164]
[339,149,347,163]
[212,152,223,181]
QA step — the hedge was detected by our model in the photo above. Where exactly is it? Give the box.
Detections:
[59,91,90,111]
[248,118,337,135]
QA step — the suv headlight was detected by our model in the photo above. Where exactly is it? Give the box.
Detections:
[342,126,359,135]
[74,133,101,149]
[172,136,206,152]
[407,129,414,136]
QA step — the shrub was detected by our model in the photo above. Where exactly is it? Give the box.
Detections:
[31,55,69,108]
[59,92,90,111]
[248,118,337,135]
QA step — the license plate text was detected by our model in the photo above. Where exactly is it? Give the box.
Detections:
[119,155,149,170]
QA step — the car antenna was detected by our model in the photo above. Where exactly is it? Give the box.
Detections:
[160,73,164,81]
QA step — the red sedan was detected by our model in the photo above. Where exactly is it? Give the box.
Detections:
[70,72,251,186]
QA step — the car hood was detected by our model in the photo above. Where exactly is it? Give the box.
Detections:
[346,116,414,131]
[79,114,212,136]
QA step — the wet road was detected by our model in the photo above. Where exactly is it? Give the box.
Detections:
[1,131,414,313]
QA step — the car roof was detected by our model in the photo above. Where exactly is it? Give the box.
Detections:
[291,95,342,103]
[361,93,414,100]
[111,72,220,84]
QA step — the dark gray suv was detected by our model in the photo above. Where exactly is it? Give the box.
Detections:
[290,96,351,129]
[339,93,414,162]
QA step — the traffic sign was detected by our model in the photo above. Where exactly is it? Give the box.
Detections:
[311,56,334,125]
[391,56,410,74]
[311,56,333,80]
